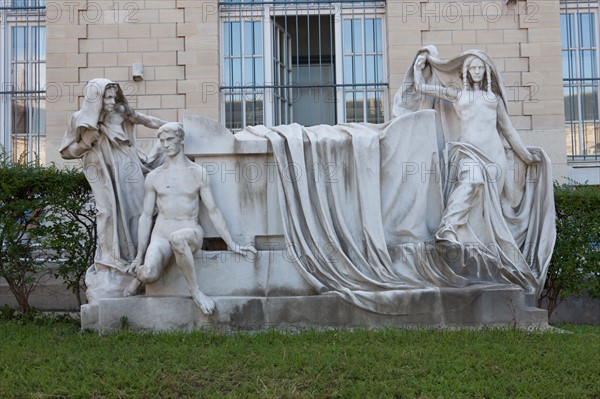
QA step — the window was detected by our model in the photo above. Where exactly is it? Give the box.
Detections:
[343,17,384,123]
[223,20,264,130]
[561,0,600,160]
[0,0,46,163]
[10,0,46,7]
[220,1,387,131]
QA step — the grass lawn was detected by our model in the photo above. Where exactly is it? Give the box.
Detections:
[1,318,598,398]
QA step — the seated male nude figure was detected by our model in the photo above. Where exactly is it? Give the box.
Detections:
[124,122,256,314]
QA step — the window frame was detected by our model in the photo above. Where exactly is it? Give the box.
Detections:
[0,1,46,163]
[339,13,387,124]
[221,17,265,131]
[219,1,388,131]
[561,0,600,161]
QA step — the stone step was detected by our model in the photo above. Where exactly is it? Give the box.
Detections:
[83,285,549,332]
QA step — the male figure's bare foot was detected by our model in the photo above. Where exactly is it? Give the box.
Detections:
[191,290,215,315]
[124,278,142,297]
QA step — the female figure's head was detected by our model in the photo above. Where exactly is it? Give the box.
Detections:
[101,82,127,113]
[462,56,492,93]
[74,79,127,132]
[103,85,118,113]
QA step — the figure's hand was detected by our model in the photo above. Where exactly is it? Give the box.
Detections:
[126,258,142,275]
[524,151,541,165]
[231,243,258,257]
[116,103,134,117]
[414,54,428,71]
[80,129,101,147]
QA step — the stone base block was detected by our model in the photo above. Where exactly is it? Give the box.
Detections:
[145,250,317,297]
[81,285,548,332]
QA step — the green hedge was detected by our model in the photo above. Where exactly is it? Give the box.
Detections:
[540,183,600,317]
[0,153,95,313]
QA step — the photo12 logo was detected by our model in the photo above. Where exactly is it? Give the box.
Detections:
[46,1,140,24]
[400,1,539,25]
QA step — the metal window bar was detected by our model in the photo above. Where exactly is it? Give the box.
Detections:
[0,0,46,164]
[560,0,600,161]
[219,0,387,131]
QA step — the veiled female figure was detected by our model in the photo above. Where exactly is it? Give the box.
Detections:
[412,52,539,242]
[392,47,556,295]
[60,78,166,274]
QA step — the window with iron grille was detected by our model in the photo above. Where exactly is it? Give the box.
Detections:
[220,1,387,131]
[0,0,46,163]
[561,0,600,161]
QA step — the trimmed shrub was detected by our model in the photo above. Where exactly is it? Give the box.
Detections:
[539,183,600,317]
[0,152,95,312]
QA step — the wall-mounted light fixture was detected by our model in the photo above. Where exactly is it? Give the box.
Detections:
[132,63,144,81]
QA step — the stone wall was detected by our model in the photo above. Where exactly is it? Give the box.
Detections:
[45,0,220,164]
[0,276,80,311]
[46,0,567,179]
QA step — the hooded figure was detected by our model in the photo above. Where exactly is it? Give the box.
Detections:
[393,46,509,149]
[60,78,166,276]
[392,47,556,297]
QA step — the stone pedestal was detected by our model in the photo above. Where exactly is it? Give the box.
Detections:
[81,251,548,332]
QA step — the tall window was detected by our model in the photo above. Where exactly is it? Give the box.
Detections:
[220,0,387,131]
[0,0,46,163]
[223,20,264,130]
[561,0,600,161]
[343,17,384,123]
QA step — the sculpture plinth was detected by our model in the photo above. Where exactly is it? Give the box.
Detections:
[82,253,547,331]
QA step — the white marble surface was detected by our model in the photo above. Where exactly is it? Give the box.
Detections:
[60,78,167,303]
[74,49,556,324]
[123,122,256,314]
[82,285,549,331]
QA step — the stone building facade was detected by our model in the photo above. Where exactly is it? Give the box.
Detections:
[2,0,597,183]
[2,0,599,318]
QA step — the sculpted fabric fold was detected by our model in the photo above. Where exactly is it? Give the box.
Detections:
[245,47,555,314]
